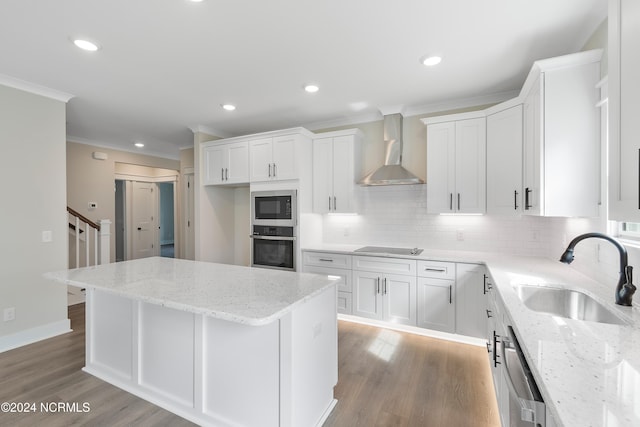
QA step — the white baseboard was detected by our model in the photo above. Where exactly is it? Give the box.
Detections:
[0,319,72,353]
[338,314,486,347]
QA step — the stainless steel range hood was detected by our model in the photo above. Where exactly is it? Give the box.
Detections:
[359,113,425,186]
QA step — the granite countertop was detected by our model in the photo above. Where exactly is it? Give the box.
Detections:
[45,257,340,326]
[302,245,640,427]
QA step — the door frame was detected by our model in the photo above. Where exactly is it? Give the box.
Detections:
[116,173,178,261]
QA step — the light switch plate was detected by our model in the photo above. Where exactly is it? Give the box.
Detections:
[42,230,52,242]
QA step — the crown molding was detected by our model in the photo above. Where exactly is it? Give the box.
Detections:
[188,124,234,139]
[0,73,74,103]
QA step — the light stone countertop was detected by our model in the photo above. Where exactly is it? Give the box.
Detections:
[45,257,340,326]
[302,245,640,427]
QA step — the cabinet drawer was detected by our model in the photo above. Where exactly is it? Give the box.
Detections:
[417,260,455,279]
[353,256,416,276]
[303,265,352,293]
[302,251,352,269]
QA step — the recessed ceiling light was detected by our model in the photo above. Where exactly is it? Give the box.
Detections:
[421,56,442,67]
[188,0,204,2]
[72,38,100,52]
[134,142,145,148]
[304,84,319,93]
[222,104,236,111]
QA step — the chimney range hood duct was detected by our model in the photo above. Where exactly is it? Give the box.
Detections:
[359,113,425,186]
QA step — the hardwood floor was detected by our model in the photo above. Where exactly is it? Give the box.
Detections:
[0,305,499,427]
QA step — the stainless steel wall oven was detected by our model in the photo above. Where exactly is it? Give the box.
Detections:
[251,225,296,271]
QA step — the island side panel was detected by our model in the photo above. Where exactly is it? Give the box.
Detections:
[280,285,338,427]
[86,288,134,380]
[139,302,195,407]
[202,317,280,426]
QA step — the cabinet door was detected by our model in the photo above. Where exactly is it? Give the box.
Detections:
[332,135,356,213]
[455,263,486,338]
[416,277,455,332]
[426,122,456,213]
[226,141,249,184]
[487,105,523,215]
[203,145,225,185]
[352,270,383,320]
[271,135,297,180]
[455,118,486,213]
[312,137,333,214]
[609,0,640,220]
[382,274,416,326]
[249,137,273,182]
[523,76,542,215]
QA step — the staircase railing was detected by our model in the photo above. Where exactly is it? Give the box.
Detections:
[67,206,111,268]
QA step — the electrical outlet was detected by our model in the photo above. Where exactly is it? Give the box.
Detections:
[3,307,15,322]
[88,202,97,209]
[456,229,464,241]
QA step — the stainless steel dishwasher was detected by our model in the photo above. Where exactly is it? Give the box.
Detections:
[501,326,546,427]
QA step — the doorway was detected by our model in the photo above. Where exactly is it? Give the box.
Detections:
[158,182,175,258]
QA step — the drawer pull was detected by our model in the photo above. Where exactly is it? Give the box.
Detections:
[425,268,446,272]
[319,258,334,262]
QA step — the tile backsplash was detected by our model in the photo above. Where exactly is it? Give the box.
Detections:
[322,185,636,292]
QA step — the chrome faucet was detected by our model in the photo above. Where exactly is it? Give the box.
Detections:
[559,233,636,306]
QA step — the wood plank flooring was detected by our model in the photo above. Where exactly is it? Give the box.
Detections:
[0,305,499,427]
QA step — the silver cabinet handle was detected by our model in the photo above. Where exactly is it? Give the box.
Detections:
[334,196,337,210]
[221,168,224,181]
[319,258,334,262]
[225,168,228,181]
[449,284,452,304]
[328,196,332,211]
[486,309,493,318]
[449,193,453,210]
[383,278,387,295]
[514,190,519,210]
[273,163,277,177]
[525,187,532,209]
[425,268,446,272]
[376,277,380,294]
[268,164,272,177]
[457,193,461,211]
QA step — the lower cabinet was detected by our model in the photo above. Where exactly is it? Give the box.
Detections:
[302,251,353,314]
[352,270,417,325]
[416,277,455,332]
[455,263,488,338]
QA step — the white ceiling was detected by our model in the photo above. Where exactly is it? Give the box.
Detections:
[0,0,607,160]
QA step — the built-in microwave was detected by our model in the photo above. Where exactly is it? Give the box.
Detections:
[251,190,297,227]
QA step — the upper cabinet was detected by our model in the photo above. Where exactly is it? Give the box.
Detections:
[201,128,313,186]
[521,50,601,217]
[486,103,523,215]
[250,134,299,182]
[312,129,363,214]
[202,140,249,185]
[424,114,486,214]
[609,0,640,221]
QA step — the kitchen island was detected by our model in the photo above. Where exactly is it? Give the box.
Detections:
[45,257,340,427]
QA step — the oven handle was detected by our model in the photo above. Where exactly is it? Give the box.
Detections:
[249,235,296,241]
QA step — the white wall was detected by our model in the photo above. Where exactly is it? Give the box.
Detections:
[0,84,69,350]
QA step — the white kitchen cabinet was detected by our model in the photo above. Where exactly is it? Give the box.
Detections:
[352,256,416,326]
[609,0,640,221]
[521,50,601,217]
[302,251,353,314]
[250,134,298,182]
[425,115,486,214]
[312,129,362,214]
[455,263,487,338]
[486,104,523,215]
[416,260,455,333]
[203,141,249,185]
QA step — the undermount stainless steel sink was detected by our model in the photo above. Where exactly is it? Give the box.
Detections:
[514,285,627,325]
[354,246,423,256]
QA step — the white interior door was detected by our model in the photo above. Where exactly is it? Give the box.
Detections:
[132,181,157,259]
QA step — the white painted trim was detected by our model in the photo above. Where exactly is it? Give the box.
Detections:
[0,319,72,353]
[0,73,74,102]
[182,166,195,175]
[404,90,519,117]
[312,128,364,139]
[114,173,178,182]
[337,314,486,347]
[303,112,383,131]
[188,124,234,139]
[421,110,487,125]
